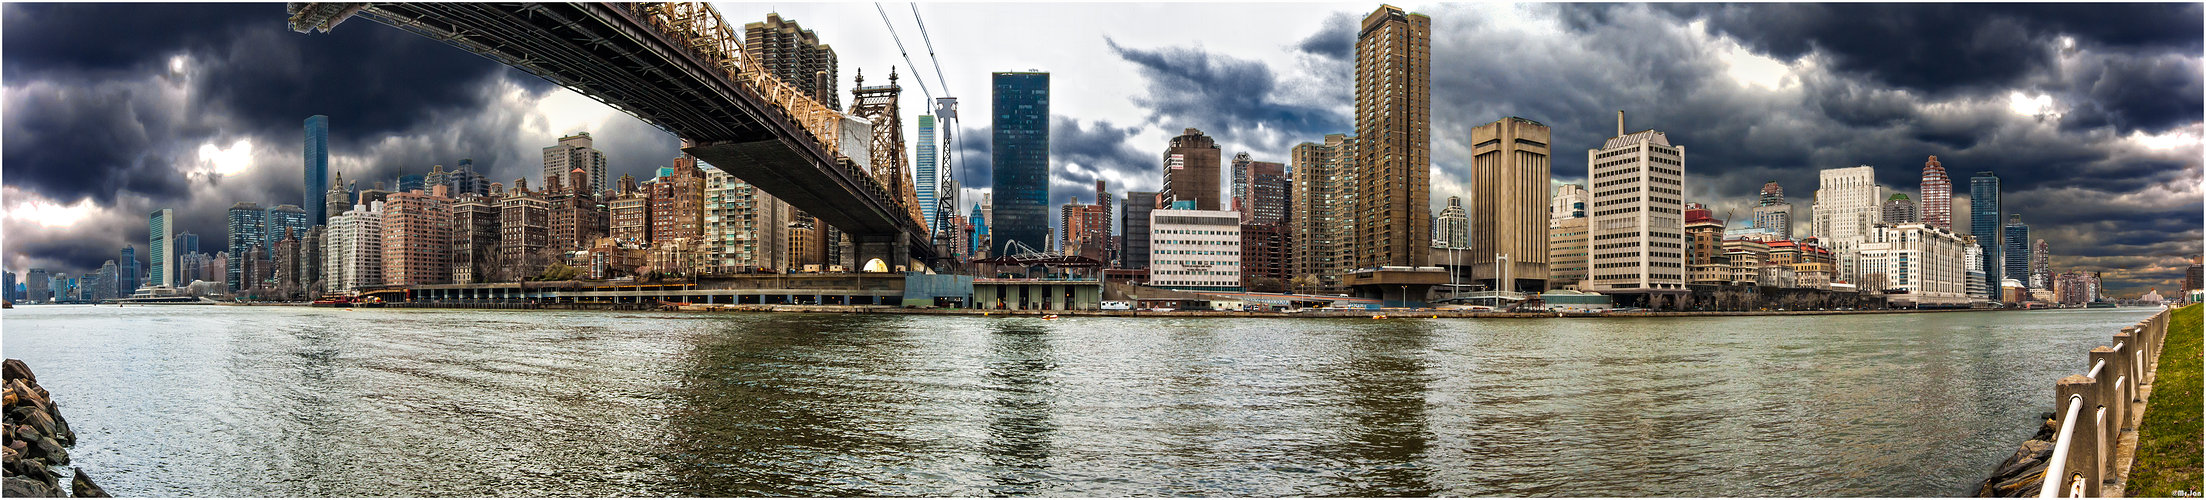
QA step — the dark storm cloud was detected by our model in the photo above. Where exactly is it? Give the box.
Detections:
[1106,37,1349,153]
[1294,12,1356,60]
[1671,3,2204,134]
[2,2,519,208]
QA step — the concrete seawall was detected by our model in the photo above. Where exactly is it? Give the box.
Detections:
[670,303,2001,319]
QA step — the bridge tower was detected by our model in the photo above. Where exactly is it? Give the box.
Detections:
[848,69,923,232]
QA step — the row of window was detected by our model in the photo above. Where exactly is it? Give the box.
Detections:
[1154,269,1240,276]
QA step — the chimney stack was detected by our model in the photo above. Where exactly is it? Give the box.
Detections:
[1617,110,1625,137]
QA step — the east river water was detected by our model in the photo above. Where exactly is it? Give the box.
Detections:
[0,305,2164,496]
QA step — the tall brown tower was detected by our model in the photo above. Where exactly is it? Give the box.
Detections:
[743,13,839,109]
[1161,128,1224,211]
[1469,117,1551,291]
[1351,5,1431,269]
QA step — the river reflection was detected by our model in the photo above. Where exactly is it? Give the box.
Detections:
[0,305,2167,496]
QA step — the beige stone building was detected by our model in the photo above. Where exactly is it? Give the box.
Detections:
[1586,112,1688,304]
[1469,117,1552,292]
[1289,134,1355,294]
[1349,4,1431,270]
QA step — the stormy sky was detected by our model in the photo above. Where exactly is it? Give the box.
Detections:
[2,2,2199,296]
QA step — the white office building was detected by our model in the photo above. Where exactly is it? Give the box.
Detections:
[1858,222,1972,308]
[1811,165,1885,284]
[1585,112,1687,295]
[1148,208,1242,290]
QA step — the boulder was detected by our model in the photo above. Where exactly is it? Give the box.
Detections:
[2,359,34,384]
[2,476,61,497]
[19,410,56,443]
[28,435,65,466]
[68,469,106,498]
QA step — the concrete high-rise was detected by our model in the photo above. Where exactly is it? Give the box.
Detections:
[1436,196,1468,249]
[1289,134,1355,294]
[1812,166,1885,283]
[990,71,1051,255]
[743,13,839,109]
[305,115,330,226]
[542,133,609,196]
[1920,156,1952,231]
[149,209,175,288]
[703,162,787,273]
[1160,128,1224,211]
[1970,171,2002,291]
[1551,183,1588,221]
[1470,117,1552,291]
[450,192,502,284]
[226,202,266,291]
[1240,160,1289,225]
[1350,4,1431,271]
[1754,181,1793,237]
[381,186,454,286]
[1882,194,1918,224]
[2003,214,2030,292]
[25,269,48,303]
[1858,222,1972,308]
[324,201,384,290]
[1584,112,1687,300]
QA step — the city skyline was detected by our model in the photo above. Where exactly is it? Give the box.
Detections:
[0,3,2199,296]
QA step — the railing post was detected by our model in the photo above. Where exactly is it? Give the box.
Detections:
[2056,375,2102,497]
[2088,346,2122,482]
[2114,328,2139,407]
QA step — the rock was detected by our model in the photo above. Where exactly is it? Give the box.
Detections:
[2,443,17,463]
[2,359,35,384]
[69,469,107,498]
[2,476,61,497]
[19,410,56,443]
[28,435,65,466]
[1990,467,2045,497]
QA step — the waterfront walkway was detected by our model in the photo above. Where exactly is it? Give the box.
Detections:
[2123,303,2202,496]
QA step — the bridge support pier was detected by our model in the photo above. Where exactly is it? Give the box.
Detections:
[846,234,911,272]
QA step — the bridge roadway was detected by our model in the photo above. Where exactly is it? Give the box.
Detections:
[295,2,934,267]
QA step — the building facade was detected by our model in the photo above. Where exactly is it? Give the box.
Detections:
[651,158,708,244]
[225,202,266,291]
[1547,215,1590,290]
[381,187,454,286]
[1552,183,1588,220]
[305,115,330,226]
[1754,180,1793,238]
[499,185,551,280]
[703,165,788,273]
[1920,156,1952,231]
[1289,134,1355,294]
[1350,5,1432,271]
[149,209,175,289]
[1857,222,1972,308]
[1970,170,2003,295]
[324,201,385,291]
[1149,209,1242,290]
[1811,165,1885,283]
[1585,113,1687,296]
[1881,193,1918,224]
[1469,117,1552,291]
[742,13,839,109]
[1436,196,1468,249]
[2031,239,2051,290]
[542,133,609,196]
[990,71,1051,255]
[1161,128,1224,211]
[451,193,502,284]
[2003,214,2030,294]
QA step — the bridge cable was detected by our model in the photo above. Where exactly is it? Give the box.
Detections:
[873,3,935,103]
[909,3,955,103]
[907,3,970,237]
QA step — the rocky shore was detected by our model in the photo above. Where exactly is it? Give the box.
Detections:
[3,359,107,497]
[1974,412,2058,497]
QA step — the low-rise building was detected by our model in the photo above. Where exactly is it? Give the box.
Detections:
[1149,208,1242,291]
[1858,222,1972,308]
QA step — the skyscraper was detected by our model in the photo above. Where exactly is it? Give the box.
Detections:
[1160,128,1224,211]
[743,13,839,108]
[325,171,353,220]
[1882,193,1918,224]
[305,115,330,226]
[2003,214,2030,293]
[1753,181,1793,237]
[265,204,310,251]
[2030,239,2051,290]
[149,209,175,288]
[1350,4,1431,271]
[542,133,609,195]
[381,187,454,286]
[1812,166,1884,283]
[1240,160,1289,225]
[1585,112,1687,298]
[446,159,489,197]
[1971,171,2002,291]
[1119,191,1158,270]
[324,201,384,290]
[227,202,267,291]
[1470,117,1552,291]
[1289,134,1355,294]
[990,71,1050,255]
[2,271,14,302]
[916,115,939,235]
[1920,156,1952,231]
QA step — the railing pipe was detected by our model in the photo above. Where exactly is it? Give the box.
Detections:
[2044,375,2099,497]
[2042,392,2086,498]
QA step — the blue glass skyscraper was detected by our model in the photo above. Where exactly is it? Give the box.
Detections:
[1970,171,2001,293]
[916,114,938,235]
[990,71,1049,255]
[2003,214,2030,289]
[149,209,174,288]
[305,115,330,226]
[968,203,989,257]
[119,245,139,295]
[227,202,266,291]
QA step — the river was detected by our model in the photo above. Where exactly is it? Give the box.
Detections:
[0,305,2162,496]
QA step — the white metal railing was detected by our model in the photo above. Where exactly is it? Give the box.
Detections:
[2036,307,2173,497]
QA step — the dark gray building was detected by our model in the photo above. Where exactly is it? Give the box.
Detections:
[990,71,1050,255]
[1119,191,1159,270]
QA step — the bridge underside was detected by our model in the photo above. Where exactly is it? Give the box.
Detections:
[346,2,935,265]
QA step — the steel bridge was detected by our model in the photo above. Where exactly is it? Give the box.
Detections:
[288,2,935,267]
